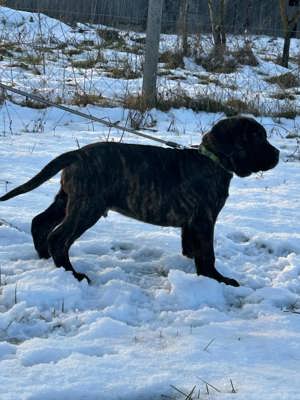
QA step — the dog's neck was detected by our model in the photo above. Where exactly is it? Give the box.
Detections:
[198,144,234,175]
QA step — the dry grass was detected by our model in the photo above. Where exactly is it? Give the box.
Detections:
[71,58,99,69]
[122,94,149,112]
[97,28,121,43]
[63,47,83,57]
[19,99,48,109]
[196,48,238,74]
[269,92,296,100]
[230,42,259,66]
[195,41,258,73]
[97,28,126,49]
[123,89,248,115]
[271,108,297,119]
[17,54,43,65]
[225,98,260,116]
[265,72,300,89]
[71,52,105,69]
[0,46,13,57]
[70,93,113,107]
[159,51,184,69]
[107,65,141,80]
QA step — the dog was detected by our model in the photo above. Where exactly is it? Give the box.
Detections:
[0,117,279,286]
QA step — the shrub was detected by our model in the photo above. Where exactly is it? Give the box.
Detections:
[196,48,238,73]
[230,42,259,66]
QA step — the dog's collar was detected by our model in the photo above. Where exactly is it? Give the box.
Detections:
[198,144,233,175]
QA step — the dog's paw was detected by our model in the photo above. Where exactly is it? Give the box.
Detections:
[74,271,91,284]
[222,277,240,287]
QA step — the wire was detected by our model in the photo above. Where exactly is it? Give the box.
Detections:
[0,81,188,150]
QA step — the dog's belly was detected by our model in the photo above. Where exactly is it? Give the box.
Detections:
[110,204,189,227]
[108,178,201,227]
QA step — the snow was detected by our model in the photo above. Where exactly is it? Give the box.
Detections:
[0,6,300,400]
[0,102,299,400]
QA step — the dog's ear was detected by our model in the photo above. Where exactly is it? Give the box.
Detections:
[202,119,237,156]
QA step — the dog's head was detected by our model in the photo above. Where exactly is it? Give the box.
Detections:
[201,117,279,177]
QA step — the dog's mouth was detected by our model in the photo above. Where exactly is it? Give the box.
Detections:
[235,169,252,178]
[234,146,279,177]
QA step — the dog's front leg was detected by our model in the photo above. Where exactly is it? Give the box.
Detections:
[182,220,239,287]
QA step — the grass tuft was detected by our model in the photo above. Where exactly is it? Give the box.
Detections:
[265,72,300,89]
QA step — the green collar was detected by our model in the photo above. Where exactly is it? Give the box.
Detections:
[198,144,233,175]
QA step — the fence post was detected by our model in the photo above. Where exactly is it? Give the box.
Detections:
[178,0,189,56]
[142,0,164,108]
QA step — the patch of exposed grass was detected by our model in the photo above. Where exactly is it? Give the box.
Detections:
[19,99,48,109]
[159,51,184,69]
[70,93,113,107]
[196,48,238,74]
[9,62,31,71]
[269,92,295,100]
[63,47,83,57]
[157,69,171,77]
[71,52,105,69]
[54,42,68,50]
[271,108,297,119]
[198,75,220,85]
[286,131,300,139]
[230,43,259,66]
[123,88,262,117]
[168,74,187,81]
[97,28,126,49]
[225,98,260,116]
[123,94,149,112]
[150,91,236,114]
[0,46,13,57]
[17,54,43,65]
[81,39,94,47]
[197,74,238,90]
[132,36,146,45]
[71,58,98,69]
[123,88,260,115]
[97,28,121,43]
[107,64,141,79]
[196,43,258,73]
[12,46,23,53]
[265,72,300,89]
[123,45,143,55]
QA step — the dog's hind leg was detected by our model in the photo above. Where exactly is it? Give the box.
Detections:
[47,196,105,282]
[31,189,67,259]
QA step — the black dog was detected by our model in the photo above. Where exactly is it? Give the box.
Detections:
[0,117,279,286]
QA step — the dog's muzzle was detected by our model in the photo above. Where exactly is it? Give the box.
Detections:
[262,145,280,171]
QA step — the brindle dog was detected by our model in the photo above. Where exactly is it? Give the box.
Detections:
[0,117,279,286]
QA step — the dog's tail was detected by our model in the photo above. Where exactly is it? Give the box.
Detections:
[0,150,79,201]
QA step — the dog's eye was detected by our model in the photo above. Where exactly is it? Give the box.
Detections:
[251,131,266,141]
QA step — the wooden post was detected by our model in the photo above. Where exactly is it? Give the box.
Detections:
[178,0,189,56]
[279,0,300,67]
[207,0,221,48]
[142,0,164,108]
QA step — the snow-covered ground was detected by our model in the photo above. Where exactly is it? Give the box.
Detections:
[0,104,300,400]
[0,6,300,400]
[0,6,300,115]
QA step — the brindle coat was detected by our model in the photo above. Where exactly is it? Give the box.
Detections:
[0,117,279,286]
